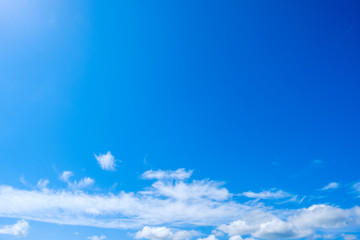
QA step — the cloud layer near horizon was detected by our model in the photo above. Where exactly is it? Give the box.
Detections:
[0,169,359,239]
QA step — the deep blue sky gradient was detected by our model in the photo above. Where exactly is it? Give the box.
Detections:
[1,1,360,239]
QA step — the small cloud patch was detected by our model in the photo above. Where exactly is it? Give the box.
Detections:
[94,151,117,171]
[0,220,30,237]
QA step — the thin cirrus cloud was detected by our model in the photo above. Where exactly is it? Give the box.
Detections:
[240,189,292,199]
[60,171,74,182]
[353,182,360,192]
[69,177,95,189]
[88,235,106,240]
[36,179,50,190]
[94,151,117,171]
[0,220,30,237]
[142,169,193,181]
[0,169,359,239]
[320,182,340,191]
[60,171,95,189]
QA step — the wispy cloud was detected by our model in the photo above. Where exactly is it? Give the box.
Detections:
[312,159,324,167]
[142,169,193,181]
[353,182,360,196]
[60,171,74,182]
[342,234,357,240]
[69,177,95,189]
[59,171,94,190]
[240,189,292,200]
[320,182,340,191]
[94,151,117,171]
[0,220,29,237]
[36,179,50,190]
[0,170,241,228]
[88,235,106,240]
[19,175,30,187]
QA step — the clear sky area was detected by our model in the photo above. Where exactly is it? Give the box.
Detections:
[0,1,360,240]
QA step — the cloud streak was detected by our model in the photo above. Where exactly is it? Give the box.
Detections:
[142,169,193,181]
[240,190,292,200]
[320,182,340,191]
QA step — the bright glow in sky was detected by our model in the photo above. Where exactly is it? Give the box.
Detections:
[1,1,360,240]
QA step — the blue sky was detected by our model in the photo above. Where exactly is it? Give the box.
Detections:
[0,0,360,239]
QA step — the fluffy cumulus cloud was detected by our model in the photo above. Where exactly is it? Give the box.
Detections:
[229,235,243,240]
[218,204,360,239]
[135,226,199,240]
[88,235,106,240]
[0,220,30,237]
[0,169,359,240]
[94,151,117,171]
[320,182,340,191]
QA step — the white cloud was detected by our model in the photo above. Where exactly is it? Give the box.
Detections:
[241,190,292,199]
[353,182,360,195]
[229,235,243,240]
[135,226,199,240]
[342,234,357,240]
[70,177,95,189]
[19,176,30,186]
[59,171,94,189]
[95,151,117,171]
[60,171,73,182]
[135,226,172,240]
[211,230,224,237]
[314,233,358,240]
[312,159,323,167]
[219,204,360,239]
[0,171,242,229]
[313,233,336,239]
[320,182,340,191]
[37,179,49,190]
[88,235,106,240]
[141,179,231,201]
[197,235,217,240]
[142,169,193,181]
[0,220,30,237]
